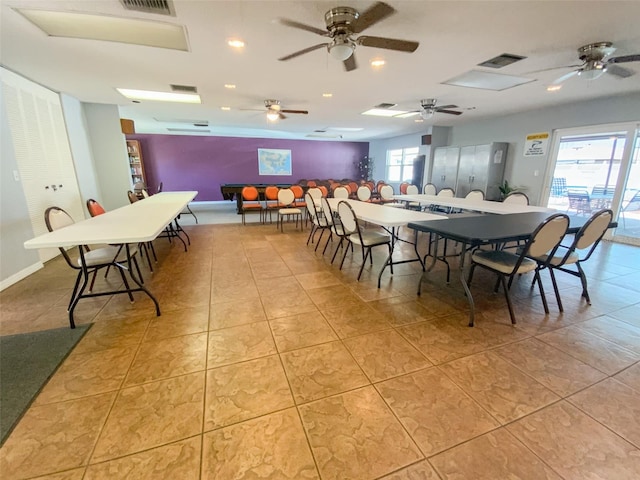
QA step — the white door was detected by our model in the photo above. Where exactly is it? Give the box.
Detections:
[1,68,84,262]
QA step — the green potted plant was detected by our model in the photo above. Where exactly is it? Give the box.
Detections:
[498,180,525,200]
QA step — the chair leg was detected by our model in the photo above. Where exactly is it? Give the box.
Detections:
[315,229,326,251]
[577,263,591,304]
[67,271,83,311]
[331,237,344,264]
[116,264,135,302]
[339,241,351,270]
[357,248,370,281]
[548,267,563,312]
[322,231,333,255]
[307,225,316,245]
[534,269,550,314]
[500,275,517,324]
[387,243,394,274]
[467,263,476,286]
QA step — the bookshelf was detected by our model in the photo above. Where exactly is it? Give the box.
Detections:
[126,139,146,187]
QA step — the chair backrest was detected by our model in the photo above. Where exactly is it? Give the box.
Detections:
[423,183,437,195]
[304,192,321,224]
[379,184,395,200]
[318,185,329,197]
[307,187,322,200]
[141,189,150,198]
[242,185,260,201]
[44,207,78,269]
[264,185,279,201]
[133,181,146,196]
[348,181,359,194]
[278,188,295,206]
[437,188,455,198]
[86,198,106,217]
[503,192,529,205]
[557,209,612,264]
[333,186,350,199]
[127,190,139,203]
[337,200,358,235]
[320,196,335,227]
[399,182,409,194]
[357,185,371,201]
[306,180,317,187]
[290,185,304,200]
[376,180,386,193]
[525,213,570,260]
[406,184,419,195]
[465,189,485,201]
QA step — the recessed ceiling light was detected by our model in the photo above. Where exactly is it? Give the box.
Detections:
[322,93,333,97]
[220,106,231,111]
[362,108,408,117]
[224,84,236,89]
[546,85,562,92]
[370,59,386,67]
[117,88,201,103]
[227,39,245,48]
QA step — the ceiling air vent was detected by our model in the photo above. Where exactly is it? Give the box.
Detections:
[170,84,198,93]
[374,102,397,109]
[478,53,526,69]
[120,0,175,16]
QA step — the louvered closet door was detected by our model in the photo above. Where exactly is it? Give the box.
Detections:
[1,68,84,263]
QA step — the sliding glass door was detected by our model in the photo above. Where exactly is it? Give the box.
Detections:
[543,123,640,245]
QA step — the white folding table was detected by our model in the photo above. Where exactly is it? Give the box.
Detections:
[24,191,198,327]
[395,194,555,214]
[327,198,445,287]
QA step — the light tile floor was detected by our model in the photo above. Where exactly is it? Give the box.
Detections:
[1,222,640,479]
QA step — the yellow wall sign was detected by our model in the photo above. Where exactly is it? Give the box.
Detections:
[524,132,550,157]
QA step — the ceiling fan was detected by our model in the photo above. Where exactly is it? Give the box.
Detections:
[546,41,640,85]
[243,100,309,121]
[277,1,419,72]
[408,99,463,120]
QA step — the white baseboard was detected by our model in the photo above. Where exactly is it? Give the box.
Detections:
[0,262,44,291]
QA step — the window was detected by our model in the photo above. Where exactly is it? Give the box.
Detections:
[386,147,419,182]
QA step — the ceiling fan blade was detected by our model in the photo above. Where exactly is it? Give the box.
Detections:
[357,35,419,52]
[344,54,357,72]
[281,109,309,115]
[278,18,328,36]
[436,109,463,116]
[351,2,396,34]
[435,105,458,110]
[552,70,579,84]
[606,64,634,78]
[525,64,583,75]
[278,112,287,120]
[608,54,640,64]
[278,43,327,61]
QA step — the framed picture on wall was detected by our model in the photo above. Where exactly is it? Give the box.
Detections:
[258,148,292,175]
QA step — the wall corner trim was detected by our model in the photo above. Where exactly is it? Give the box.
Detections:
[0,262,43,291]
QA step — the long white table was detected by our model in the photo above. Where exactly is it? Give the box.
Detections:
[327,198,445,287]
[24,191,197,327]
[395,194,555,214]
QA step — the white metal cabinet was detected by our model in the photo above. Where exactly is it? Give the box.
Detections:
[456,143,508,200]
[430,146,460,192]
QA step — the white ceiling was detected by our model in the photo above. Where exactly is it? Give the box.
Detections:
[2,0,640,141]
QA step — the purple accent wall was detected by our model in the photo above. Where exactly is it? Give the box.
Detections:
[127,134,369,201]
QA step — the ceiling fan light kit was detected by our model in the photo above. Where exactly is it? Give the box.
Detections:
[278,2,419,71]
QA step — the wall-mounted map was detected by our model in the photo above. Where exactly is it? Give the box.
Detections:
[258,148,292,176]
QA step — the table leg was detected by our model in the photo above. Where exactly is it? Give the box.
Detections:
[457,242,475,327]
[417,232,439,296]
[125,244,161,317]
[376,226,425,288]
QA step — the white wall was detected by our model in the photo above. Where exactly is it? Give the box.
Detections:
[448,93,640,204]
[0,85,41,287]
[61,94,101,217]
[83,103,131,211]
[369,131,430,188]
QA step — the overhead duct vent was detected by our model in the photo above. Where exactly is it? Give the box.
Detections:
[374,102,397,109]
[120,0,175,16]
[170,84,197,93]
[478,53,526,69]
